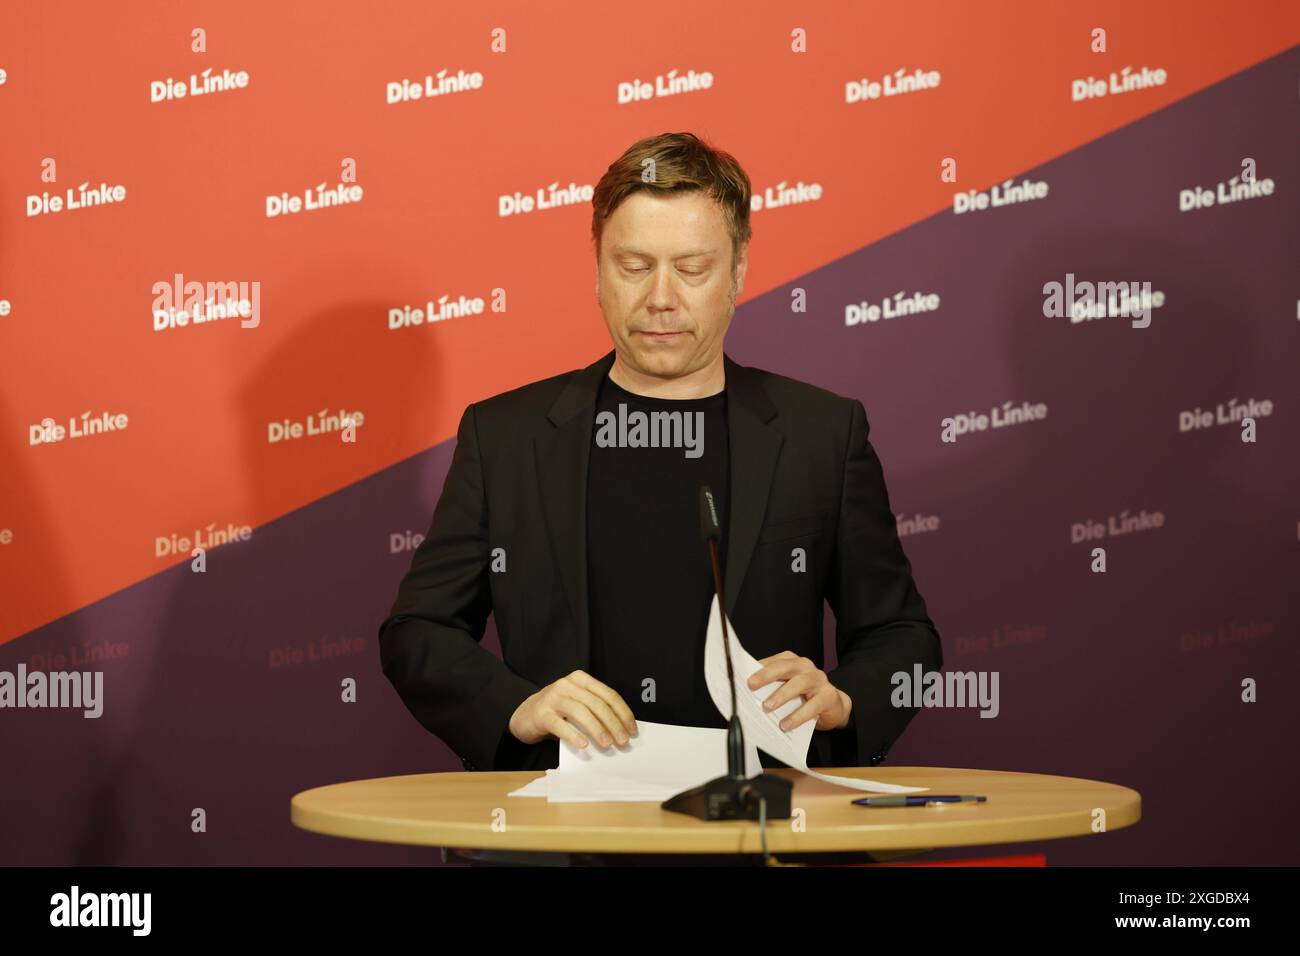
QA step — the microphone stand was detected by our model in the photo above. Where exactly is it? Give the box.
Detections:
[661,488,793,821]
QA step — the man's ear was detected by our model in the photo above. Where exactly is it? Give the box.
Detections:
[733,243,749,296]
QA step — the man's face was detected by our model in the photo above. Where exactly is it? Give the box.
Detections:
[596,190,747,380]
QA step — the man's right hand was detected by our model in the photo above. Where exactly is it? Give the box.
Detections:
[508,670,639,751]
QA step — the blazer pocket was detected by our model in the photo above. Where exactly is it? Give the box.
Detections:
[757,510,827,544]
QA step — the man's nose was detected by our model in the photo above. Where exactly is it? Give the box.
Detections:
[646,267,681,311]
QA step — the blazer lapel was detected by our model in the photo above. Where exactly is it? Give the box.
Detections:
[535,350,615,671]
[534,349,782,669]
[721,354,783,616]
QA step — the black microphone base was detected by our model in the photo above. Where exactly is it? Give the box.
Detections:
[661,772,793,821]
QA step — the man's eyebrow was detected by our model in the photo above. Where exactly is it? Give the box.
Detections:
[612,246,719,259]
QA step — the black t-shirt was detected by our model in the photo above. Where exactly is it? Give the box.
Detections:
[586,371,730,729]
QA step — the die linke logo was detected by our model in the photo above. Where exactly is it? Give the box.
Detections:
[269,635,366,669]
[1181,619,1274,653]
[618,68,714,104]
[1072,509,1166,543]
[266,181,363,218]
[29,640,127,671]
[386,67,484,104]
[500,181,594,218]
[942,401,1048,441]
[150,67,250,102]
[267,408,365,443]
[1071,65,1168,101]
[29,411,128,446]
[152,273,260,331]
[751,179,823,212]
[388,293,488,330]
[953,178,1049,215]
[1041,273,1164,328]
[896,512,940,537]
[390,530,425,553]
[846,67,941,103]
[26,181,127,217]
[1179,173,1276,212]
[156,522,253,558]
[1178,397,1273,432]
[847,290,940,326]
[954,624,1047,656]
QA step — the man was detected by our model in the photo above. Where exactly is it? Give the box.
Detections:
[378,131,942,774]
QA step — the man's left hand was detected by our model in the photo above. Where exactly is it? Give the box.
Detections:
[746,651,852,732]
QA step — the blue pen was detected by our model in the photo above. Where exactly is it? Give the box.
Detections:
[853,794,987,807]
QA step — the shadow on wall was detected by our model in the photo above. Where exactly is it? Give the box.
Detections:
[919,218,1296,865]
[51,267,489,864]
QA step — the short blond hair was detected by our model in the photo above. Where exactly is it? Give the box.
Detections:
[591,131,752,268]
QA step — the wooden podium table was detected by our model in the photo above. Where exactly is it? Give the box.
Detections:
[291,766,1141,865]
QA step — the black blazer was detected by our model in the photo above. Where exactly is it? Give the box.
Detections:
[378,349,942,772]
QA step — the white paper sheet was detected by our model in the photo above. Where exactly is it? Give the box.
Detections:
[703,595,927,794]
[504,596,926,802]
[506,719,761,802]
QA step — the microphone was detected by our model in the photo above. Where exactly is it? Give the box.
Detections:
[661,486,793,822]
[699,484,721,541]
[698,486,745,780]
